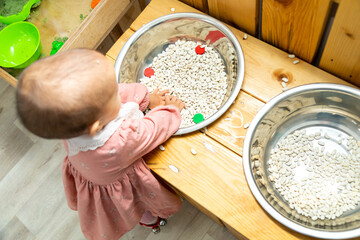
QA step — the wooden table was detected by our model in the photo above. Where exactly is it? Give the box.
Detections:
[106,0,357,239]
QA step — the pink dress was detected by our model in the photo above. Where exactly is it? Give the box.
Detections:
[62,83,182,240]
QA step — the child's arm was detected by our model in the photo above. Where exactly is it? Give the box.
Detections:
[118,83,150,111]
[115,105,182,166]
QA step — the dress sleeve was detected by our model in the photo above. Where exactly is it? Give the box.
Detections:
[115,105,181,166]
[118,83,150,111]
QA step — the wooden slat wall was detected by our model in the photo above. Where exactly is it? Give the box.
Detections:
[179,0,258,36]
[2,0,359,87]
[319,0,360,86]
[179,0,209,13]
[261,0,332,63]
[207,0,258,36]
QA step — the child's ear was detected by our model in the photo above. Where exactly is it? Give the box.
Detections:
[89,120,101,137]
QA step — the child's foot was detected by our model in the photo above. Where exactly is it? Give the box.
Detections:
[139,217,167,234]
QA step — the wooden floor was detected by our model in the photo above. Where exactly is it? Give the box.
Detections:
[0,79,237,240]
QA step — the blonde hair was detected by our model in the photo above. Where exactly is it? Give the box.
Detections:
[16,49,115,139]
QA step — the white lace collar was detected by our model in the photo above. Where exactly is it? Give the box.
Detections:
[66,102,144,156]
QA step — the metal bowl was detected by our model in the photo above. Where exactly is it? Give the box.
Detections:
[114,12,244,135]
[243,83,360,239]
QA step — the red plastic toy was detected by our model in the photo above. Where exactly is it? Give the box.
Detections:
[144,67,155,77]
[195,45,206,55]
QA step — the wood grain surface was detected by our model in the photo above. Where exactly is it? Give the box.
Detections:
[106,28,135,62]
[319,0,360,86]
[207,0,258,36]
[205,91,265,156]
[180,0,209,13]
[262,0,332,63]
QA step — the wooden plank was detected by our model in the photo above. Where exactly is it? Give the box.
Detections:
[144,199,204,239]
[223,222,249,240]
[60,0,131,51]
[0,140,64,230]
[262,0,332,63]
[176,187,225,227]
[205,221,238,240]
[179,0,209,13]
[0,69,17,87]
[0,75,10,95]
[138,0,147,10]
[207,0,258,36]
[118,0,143,32]
[96,0,141,55]
[0,216,35,240]
[0,87,34,182]
[16,163,64,235]
[206,91,265,156]
[232,28,353,103]
[178,210,216,240]
[130,0,202,31]
[34,200,83,240]
[106,28,135,61]
[144,132,316,239]
[319,0,360,86]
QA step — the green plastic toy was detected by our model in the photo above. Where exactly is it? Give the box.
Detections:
[0,21,41,68]
[193,113,205,123]
[0,0,41,25]
[50,41,64,55]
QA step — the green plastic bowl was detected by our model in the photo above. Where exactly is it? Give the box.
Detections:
[0,0,41,25]
[0,21,42,69]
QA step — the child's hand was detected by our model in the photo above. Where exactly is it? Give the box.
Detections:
[149,88,169,109]
[165,95,185,112]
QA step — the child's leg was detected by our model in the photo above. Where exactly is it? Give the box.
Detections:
[140,211,158,225]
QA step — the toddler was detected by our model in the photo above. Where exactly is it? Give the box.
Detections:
[16,49,185,240]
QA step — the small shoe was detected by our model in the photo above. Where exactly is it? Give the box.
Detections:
[139,217,167,234]
[152,226,160,234]
[159,218,167,226]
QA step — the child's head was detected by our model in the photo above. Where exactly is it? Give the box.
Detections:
[16,48,121,139]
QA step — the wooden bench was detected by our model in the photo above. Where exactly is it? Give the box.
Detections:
[105,0,359,239]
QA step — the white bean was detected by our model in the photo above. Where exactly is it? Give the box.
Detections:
[140,40,228,128]
[268,130,360,220]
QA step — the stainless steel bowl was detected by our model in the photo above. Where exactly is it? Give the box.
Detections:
[114,13,244,135]
[243,83,360,239]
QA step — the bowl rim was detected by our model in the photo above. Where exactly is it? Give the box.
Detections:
[114,12,245,135]
[0,0,41,25]
[0,21,41,67]
[243,83,360,239]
